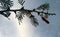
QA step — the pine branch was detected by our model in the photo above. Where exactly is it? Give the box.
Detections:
[0,11,11,19]
[29,15,39,27]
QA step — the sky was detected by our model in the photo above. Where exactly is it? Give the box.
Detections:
[0,0,60,37]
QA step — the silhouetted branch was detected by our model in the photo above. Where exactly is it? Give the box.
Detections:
[0,0,56,26]
[29,15,39,27]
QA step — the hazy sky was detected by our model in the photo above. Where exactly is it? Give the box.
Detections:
[0,0,60,37]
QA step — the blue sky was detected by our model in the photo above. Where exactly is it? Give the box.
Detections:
[0,0,60,37]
